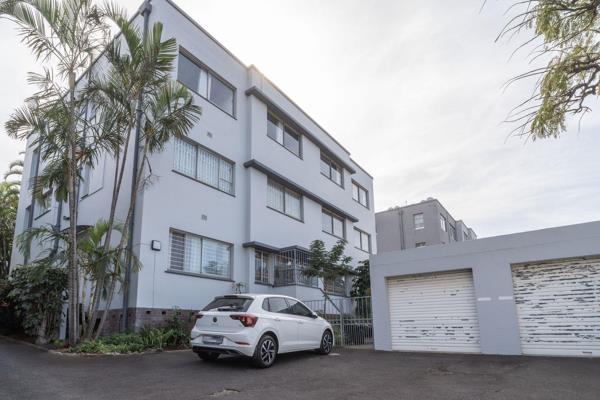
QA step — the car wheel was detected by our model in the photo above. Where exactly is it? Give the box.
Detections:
[252,334,278,368]
[197,351,220,362]
[316,330,333,355]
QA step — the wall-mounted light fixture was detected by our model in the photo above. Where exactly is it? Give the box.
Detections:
[151,240,161,251]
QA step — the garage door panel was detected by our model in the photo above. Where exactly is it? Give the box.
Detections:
[512,258,600,357]
[387,270,481,354]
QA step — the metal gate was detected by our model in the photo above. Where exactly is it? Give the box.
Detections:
[302,296,373,347]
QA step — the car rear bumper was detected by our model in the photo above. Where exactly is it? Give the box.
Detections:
[190,329,256,357]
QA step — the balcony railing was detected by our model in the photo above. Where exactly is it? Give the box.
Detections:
[324,277,346,296]
[274,265,318,287]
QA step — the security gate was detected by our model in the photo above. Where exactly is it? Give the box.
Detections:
[302,296,373,347]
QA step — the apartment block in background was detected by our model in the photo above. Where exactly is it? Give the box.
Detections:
[375,197,476,252]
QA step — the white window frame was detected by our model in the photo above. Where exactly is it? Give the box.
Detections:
[322,209,345,239]
[354,227,371,253]
[267,179,303,221]
[254,250,273,285]
[266,112,302,157]
[414,213,425,230]
[440,215,447,232]
[168,229,233,280]
[352,181,369,208]
[173,137,235,195]
[177,50,236,117]
[320,154,344,187]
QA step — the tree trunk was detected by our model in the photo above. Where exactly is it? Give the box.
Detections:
[66,72,80,346]
[35,314,48,346]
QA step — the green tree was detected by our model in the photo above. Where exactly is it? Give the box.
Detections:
[351,259,370,297]
[499,1,600,138]
[304,239,353,294]
[0,182,19,278]
[4,158,23,189]
[81,7,201,339]
[1,0,110,345]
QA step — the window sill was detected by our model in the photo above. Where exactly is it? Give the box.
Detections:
[320,172,344,189]
[354,246,371,254]
[80,187,103,201]
[352,199,369,210]
[267,206,304,223]
[165,269,233,282]
[172,170,236,197]
[266,135,303,159]
[176,79,236,120]
[34,209,51,221]
[322,230,345,241]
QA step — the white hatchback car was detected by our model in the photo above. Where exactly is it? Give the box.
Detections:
[190,294,334,367]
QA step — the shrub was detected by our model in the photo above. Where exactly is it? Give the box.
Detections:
[162,308,190,348]
[7,264,67,343]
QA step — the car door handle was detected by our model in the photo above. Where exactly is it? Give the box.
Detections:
[297,321,304,325]
[274,317,281,322]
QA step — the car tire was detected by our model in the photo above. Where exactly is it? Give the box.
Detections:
[197,352,220,362]
[316,330,333,355]
[252,334,278,368]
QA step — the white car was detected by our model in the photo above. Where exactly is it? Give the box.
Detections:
[190,294,334,368]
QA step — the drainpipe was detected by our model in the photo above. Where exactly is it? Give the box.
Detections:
[121,0,152,332]
[398,210,406,250]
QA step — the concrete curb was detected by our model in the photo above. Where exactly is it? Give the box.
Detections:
[0,334,191,357]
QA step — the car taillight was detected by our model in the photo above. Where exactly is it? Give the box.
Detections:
[195,313,203,320]
[230,314,258,327]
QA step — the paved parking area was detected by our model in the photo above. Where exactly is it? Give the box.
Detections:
[1,337,599,400]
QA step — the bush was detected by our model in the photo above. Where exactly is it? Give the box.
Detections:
[69,309,191,354]
[6,264,67,343]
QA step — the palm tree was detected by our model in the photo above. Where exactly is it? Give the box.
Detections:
[0,182,19,278]
[4,158,24,188]
[82,8,201,338]
[2,0,110,344]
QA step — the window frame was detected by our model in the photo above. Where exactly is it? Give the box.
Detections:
[320,154,344,188]
[254,250,273,285]
[414,213,425,230]
[351,180,369,208]
[322,208,345,239]
[266,179,304,222]
[177,48,236,118]
[172,136,236,196]
[440,215,447,232]
[354,227,371,253]
[167,228,233,281]
[266,112,302,158]
[416,242,426,248]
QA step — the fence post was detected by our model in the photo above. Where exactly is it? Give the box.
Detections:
[339,310,344,347]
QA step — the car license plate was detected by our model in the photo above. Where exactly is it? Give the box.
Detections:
[202,335,223,345]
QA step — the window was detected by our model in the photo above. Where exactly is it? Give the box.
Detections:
[266,297,290,313]
[352,181,369,208]
[267,113,301,157]
[173,137,235,195]
[255,250,272,285]
[286,299,314,317]
[28,148,40,189]
[267,179,302,220]
[320,155,343,187]
[416,242,426,248]
[35,192,51,219]
[450,224,457,241]
[414,213,424,230]
[202,297,253,312]
[354,228,371,252]
[169,230,232,279]
[177,51,235,116]
[464,232,469,241]
[322,209,345,238]
[440,215,447,231]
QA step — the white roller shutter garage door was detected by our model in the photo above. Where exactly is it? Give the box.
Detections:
[387,270,481,353]
[512,258,600,357]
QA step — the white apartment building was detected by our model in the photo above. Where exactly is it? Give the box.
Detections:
[10,0,376,331]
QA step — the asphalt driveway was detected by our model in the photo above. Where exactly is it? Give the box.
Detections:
[1,337,599,400]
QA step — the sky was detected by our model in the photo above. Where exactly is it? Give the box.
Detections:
[1,0,599,238]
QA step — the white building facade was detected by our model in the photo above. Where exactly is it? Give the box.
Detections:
[11,0,376,331]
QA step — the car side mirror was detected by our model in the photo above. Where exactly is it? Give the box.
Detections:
[310,312,319,319]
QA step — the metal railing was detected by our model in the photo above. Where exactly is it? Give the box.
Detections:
[274,265,318,287]
[303,295,373,347]
[324,277,346,296]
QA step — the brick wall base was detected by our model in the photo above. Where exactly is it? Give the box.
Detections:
[98,307,198,336]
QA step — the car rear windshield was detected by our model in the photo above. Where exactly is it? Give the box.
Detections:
[202,297,253,312]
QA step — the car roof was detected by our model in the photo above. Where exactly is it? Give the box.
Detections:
[219,293,298,301]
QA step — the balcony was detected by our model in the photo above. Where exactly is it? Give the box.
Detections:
[273,248,318,288]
